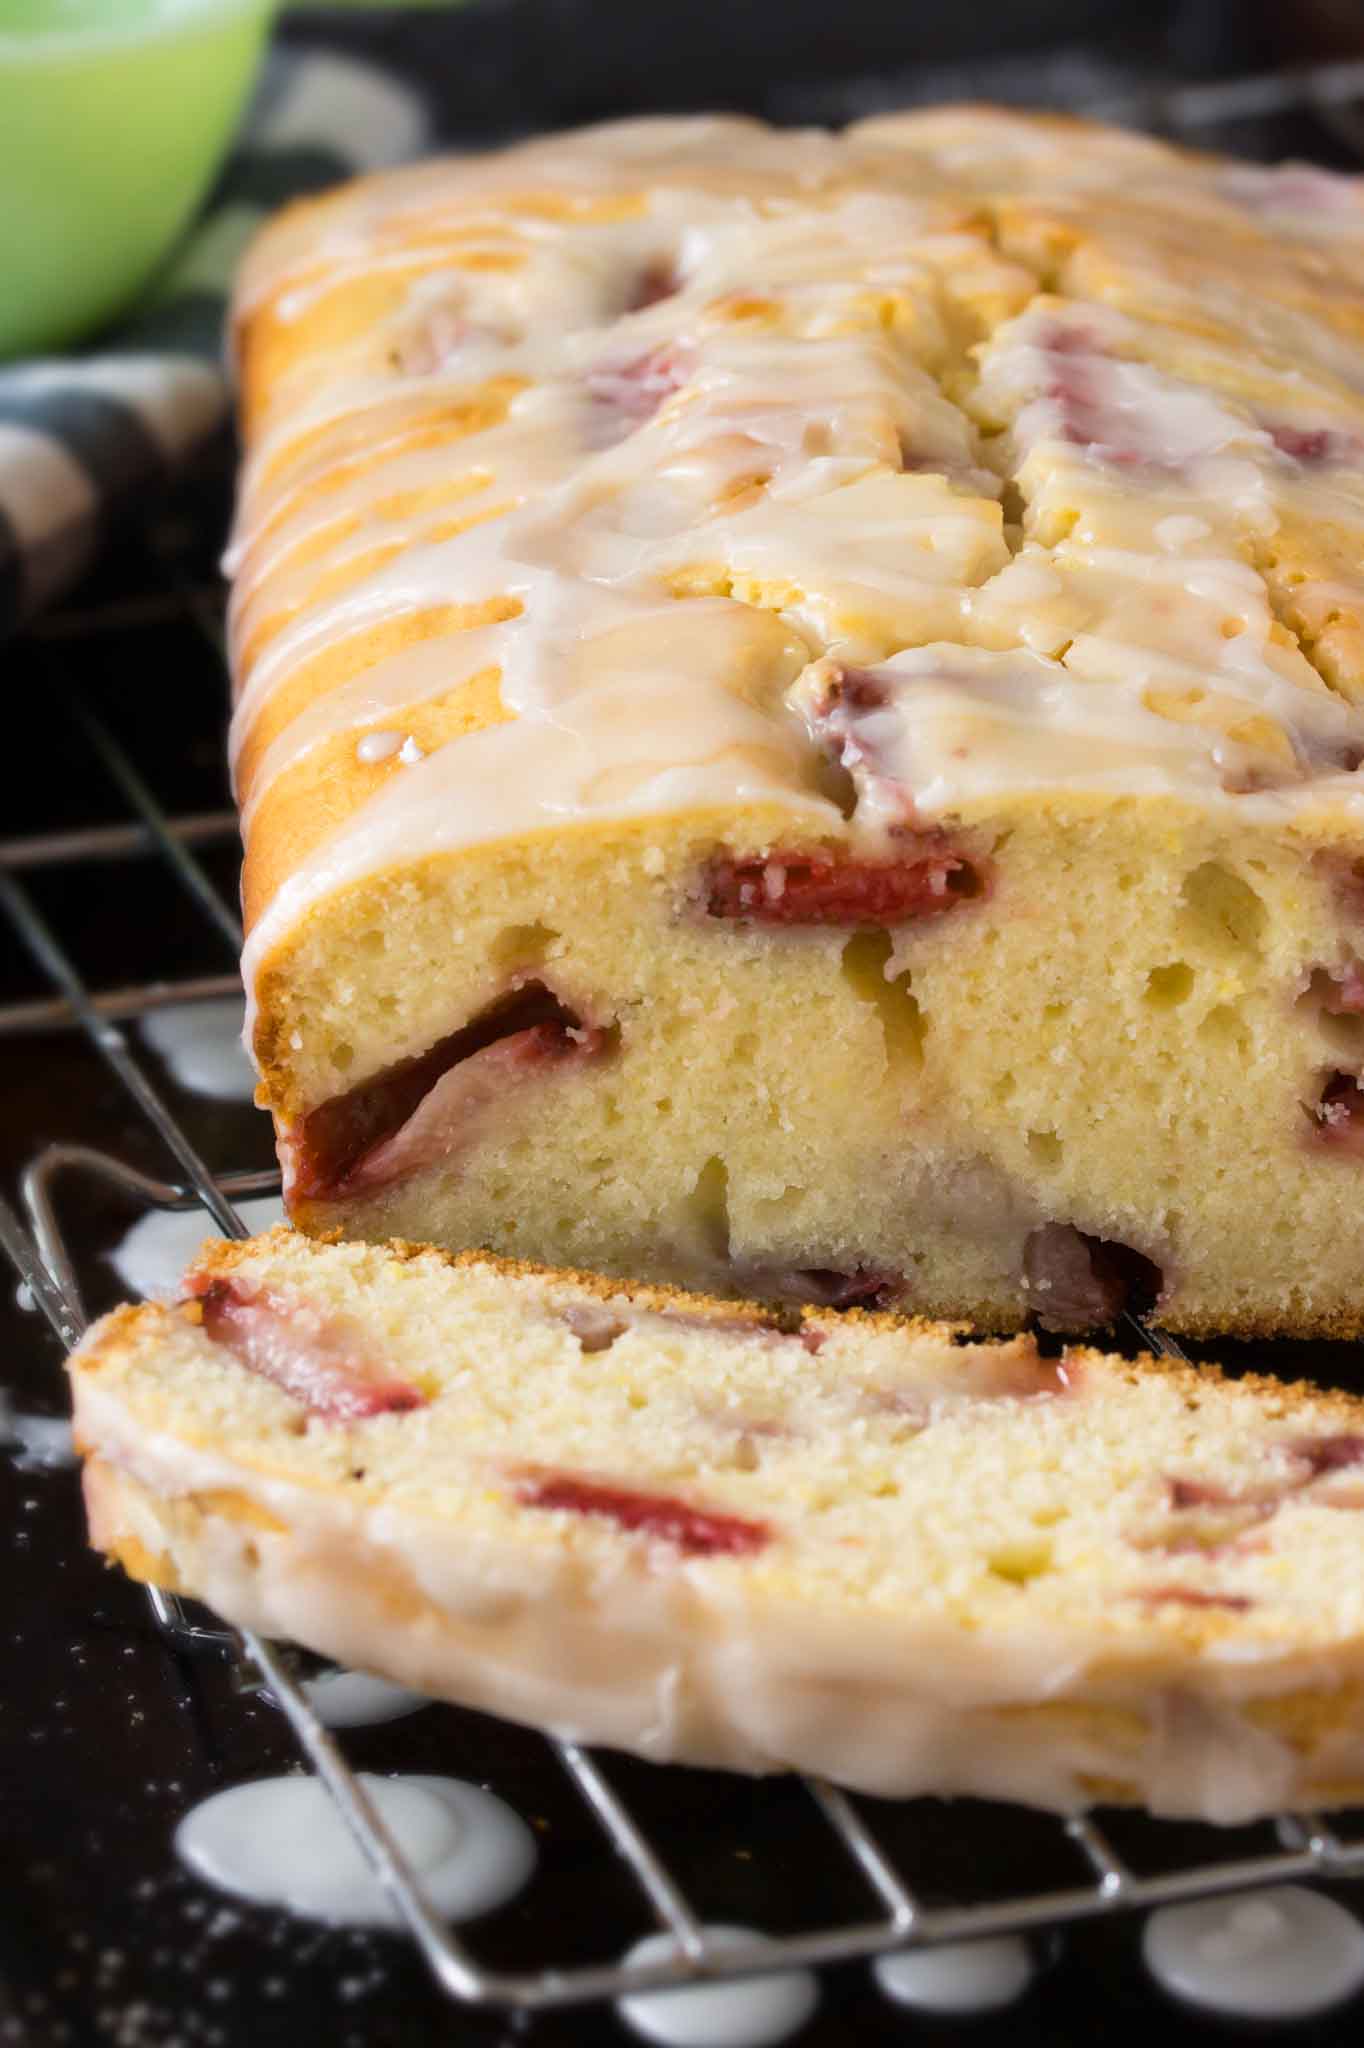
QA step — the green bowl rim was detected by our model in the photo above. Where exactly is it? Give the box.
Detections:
[0,0,272,61]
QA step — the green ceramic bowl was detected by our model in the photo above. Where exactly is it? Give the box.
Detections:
[0,0,275,360]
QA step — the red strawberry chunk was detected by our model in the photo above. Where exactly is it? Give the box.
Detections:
[192,1278,425,1421]
[586,342,693,434]
[1325,965,1364,1013]
[1313,1071,1364,1149]
[1167,1436,1364,1517]
[1027,318,1248,473]
[338,1020,606,1198]
[822,667,890,715]
[790,1267,900,1310]
[1155,1483,1279,1555]
[1141,1586,1253,1613]
[288,982,608,1202]
[1315,852,1364,922]
[1022,1224,1162,1333]
[1025,321,1163,468]
[515,1471,769,1556]
[705,849,980,926]
[1290,1433,1364,1477]
[797,664,929,831]
[1268,423,1352,466]
[1050,375,1142,467]
[1169,1476,1240,1510]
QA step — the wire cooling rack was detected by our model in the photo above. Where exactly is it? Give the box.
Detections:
[9,53,1364,2022]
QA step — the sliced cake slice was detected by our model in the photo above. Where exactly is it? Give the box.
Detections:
[68,1227,1364,1821]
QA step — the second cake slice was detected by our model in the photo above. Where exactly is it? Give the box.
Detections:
[68,1227,1364,1820]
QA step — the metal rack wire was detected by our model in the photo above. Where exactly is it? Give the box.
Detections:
[9,52,1364,2020]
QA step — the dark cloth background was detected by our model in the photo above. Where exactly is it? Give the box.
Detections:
[281,0,1273,144]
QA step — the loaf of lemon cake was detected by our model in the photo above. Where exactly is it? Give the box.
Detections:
[230,107,1364,1335]
[69,1228,1364,1820]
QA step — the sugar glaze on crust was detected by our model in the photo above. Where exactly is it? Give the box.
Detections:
[69,1231,1364,1822]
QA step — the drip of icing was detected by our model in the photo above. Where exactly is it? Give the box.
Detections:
[238,625,509,836]
[618,1928,818,2048]
[299,1668,431,1728]
[1142,1885,1364,2019]
[108,1197,286,1302]
[1155,514,1212,551]
[174,1773,534,1928]
[356,730,404,764]
[139,1000,256,1103]
[0,1393,76,1472]
[872,1935,1034,2013]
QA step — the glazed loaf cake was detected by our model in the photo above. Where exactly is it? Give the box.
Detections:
[69,1229,1364,1820]
[231,107,1364,1335]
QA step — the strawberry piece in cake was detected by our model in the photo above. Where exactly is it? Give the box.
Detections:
[704,849,980,925]
[190,1276,425,1420]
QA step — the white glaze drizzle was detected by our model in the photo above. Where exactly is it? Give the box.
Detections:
[139,999,256,1103]
[795,633,1364,831]
[618,1927,818,2048]
[355,730,403,764]
[979,299,1277,480]
[174,1772,534,1928]
[872,1934,1034,2012]
[108,1197,286,1302]
[299,1667,430,1727]
[1142,1885,1364,2019]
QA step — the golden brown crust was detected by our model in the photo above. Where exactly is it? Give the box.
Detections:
[178,1228,1364,1417]
[186,1226,823,1335]
[72,1301,160,1373]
